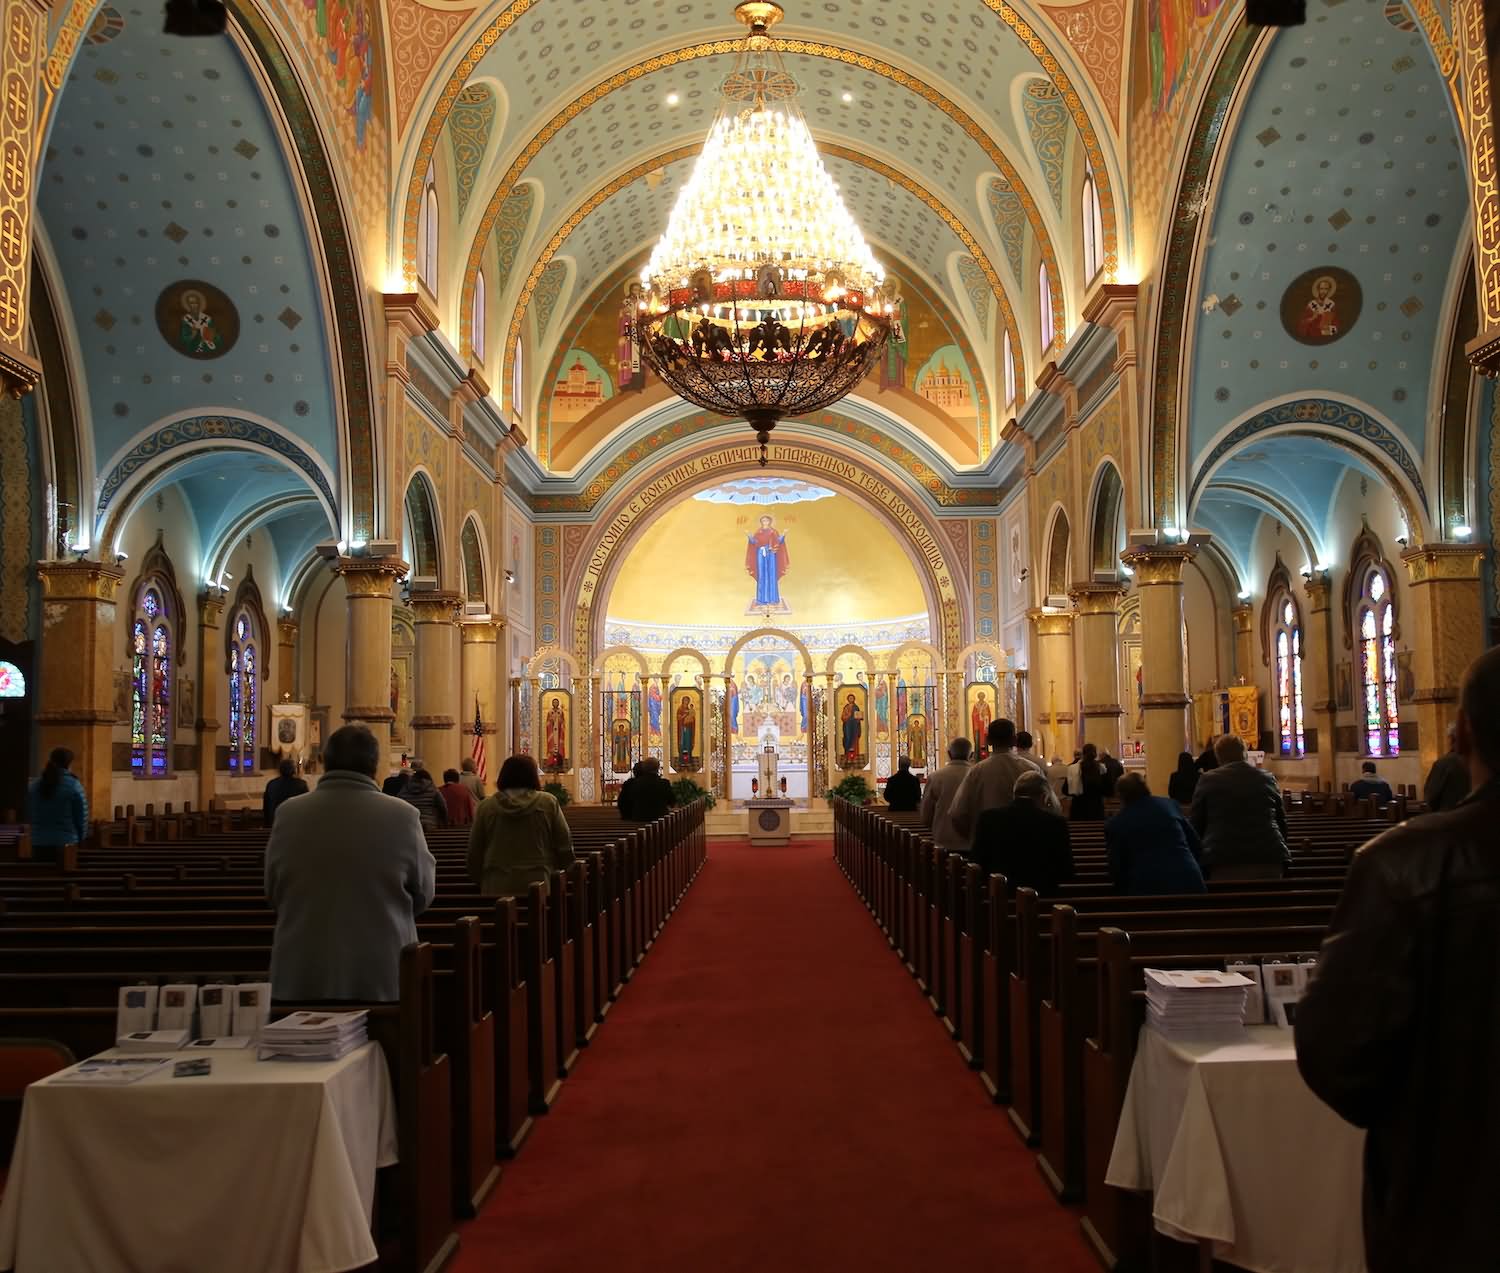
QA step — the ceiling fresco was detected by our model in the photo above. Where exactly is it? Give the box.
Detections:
[1185,0,1464,562]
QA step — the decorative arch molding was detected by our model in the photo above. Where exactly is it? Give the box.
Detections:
[1188,480,1322,581]
[1045,506,1072,600]
[1087,459,1124,577]
[459,514,489,607]
[952,639,1011,675]
[403,20,1117,310]
[824,642,878,679]
[403,469,444,581]
[570,442,964,667]
[124,532,188,663]
[657,647,713,682]
[96,414,340,552]
[223,568,272,680]
[1187,397,1430,540]
[596,644,651,676]
[883,638,946,675]
[204,492,327,589]
[526,644,582,678]
[1258,555,1296,669]
[493,139,1023,423]
[720,628,814,680]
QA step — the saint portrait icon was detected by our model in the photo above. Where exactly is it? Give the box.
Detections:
[1280,266,1361,347]
[154,279,240,360]
[745,514,790,614]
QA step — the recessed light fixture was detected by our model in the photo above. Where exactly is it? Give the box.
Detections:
[666,92,680,106]
[841,91,853,103]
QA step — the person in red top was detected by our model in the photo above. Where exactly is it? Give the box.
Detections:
[440,768,477,826]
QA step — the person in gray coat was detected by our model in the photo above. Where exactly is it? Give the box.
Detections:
[1188,733,1290,879]
[265,724,436,1002]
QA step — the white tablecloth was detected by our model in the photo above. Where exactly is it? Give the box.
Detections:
[0,1042,397,1273]
[1105,1024,1366,1273]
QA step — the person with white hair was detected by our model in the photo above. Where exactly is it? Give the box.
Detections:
[965,768,1073,896]
[920,738,973,851]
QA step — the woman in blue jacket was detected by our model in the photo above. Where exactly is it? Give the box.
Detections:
[27,747,88,862]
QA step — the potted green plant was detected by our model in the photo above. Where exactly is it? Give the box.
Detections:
[825,774,874,805]
[671,778,717,810]
[544,780,572,808]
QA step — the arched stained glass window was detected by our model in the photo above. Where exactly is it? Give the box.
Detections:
[1002,330,1016,411]
[131,586,172,776]
[1038,261,1054,353]
[418,162,438,296]
[1081,173,1104,284]
[1272,595,1305,757]
[512,335,525,425]
[228,609,258,772]
[1357,566,1400,756]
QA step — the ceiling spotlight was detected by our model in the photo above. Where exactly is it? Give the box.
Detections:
[1453,523,1473,540]
[1237,589,1251,601]
[841,91,853,103]
[666,92,680,106]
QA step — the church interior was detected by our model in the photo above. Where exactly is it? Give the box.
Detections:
[0,0,1495,1268]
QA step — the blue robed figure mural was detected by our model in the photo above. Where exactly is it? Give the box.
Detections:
[745,514,790,613]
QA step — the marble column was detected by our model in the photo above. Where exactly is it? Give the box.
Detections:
[1118,545,1195,791]
[276,618,298,702]
[35,560,124,821]
[1302,575,1337,792]
[410,591,463,773]
[195,590,225,808]
[1232,602,1254,685]
[1026,608,1076,762]
[1070,583,1126,760]
[334,556,405,773]
[461,619,502,777]
[1400,543,1487,772]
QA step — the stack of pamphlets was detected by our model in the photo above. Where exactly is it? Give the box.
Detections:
[115,1027,191,1052]
[257,1011,369,1061]
[51,1056,173,1085]
[1144,968,1253,1040]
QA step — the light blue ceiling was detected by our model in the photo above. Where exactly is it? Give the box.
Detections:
[39,7,339,477]
[1186,0,1464,464]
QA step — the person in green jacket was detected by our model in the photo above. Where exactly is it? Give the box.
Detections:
[467,753,575,896]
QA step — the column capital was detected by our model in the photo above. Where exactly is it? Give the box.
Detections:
[1026,607,1074,636]
[1068,582,1127,615]
[197,589,226,627]
[36,558,124,601]
[1232,602,1253,632]
[0,344,40,398]
[461,618,504,645]
[1304,575,1333,610]
[276,617,300,642]
[410,590,464,624]
[1119,542,1197,583]
[334,555,408,598]
[1400,541,1487,583]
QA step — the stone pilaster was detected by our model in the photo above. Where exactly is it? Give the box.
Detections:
[1118,544,1196,790]
[276,617,298,701]
[195,590,225,807]
[410,591,463,771]
[1400,543,1487,772]
[1070,582,1126,759]
[334,555,406,772]
[1302,575,1337,791]
[461,619,503,778]
[35,559,123,819]
[0,0,50,396]
[1232,602,1254,685]
[1026,607,1076,761]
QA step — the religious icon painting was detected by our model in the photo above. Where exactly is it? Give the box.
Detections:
[540,689,573,774]
[610,716,634,774]
[835,683,868,771]
[744,513,791,614]
[668,686,704,773]
[905,712,930,771]
[1279,266,1362,346]
[965,682,996,760]
[154,280,240,360]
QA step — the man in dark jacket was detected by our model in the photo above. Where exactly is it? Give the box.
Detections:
[1188,734,1289,878]
[262,758,308,827]
[1296,646,1500,1273]
[1422,724,1470,812]
[1349,761,1393,804]
[883,756,922,812]
[967,770,1073,895]
[1105,773,1205,895]
[381,755,411,797]
[618,757,675,822]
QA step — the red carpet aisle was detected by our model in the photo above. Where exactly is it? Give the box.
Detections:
[448,841,1099,1272]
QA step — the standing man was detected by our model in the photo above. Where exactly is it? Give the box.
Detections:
[947,718,1036,843]
[458,756,486,805]
[1189,734,1289,879]
[1422,724,1470,812]
[921,738,973,851]
[265,725,435,1002]
[262,758,308,827]
[1296,646,1500,1273]
[1014,730,1043,773]
[883,756,921,812]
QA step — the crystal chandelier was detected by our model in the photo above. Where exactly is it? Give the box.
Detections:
[637,2,892,464]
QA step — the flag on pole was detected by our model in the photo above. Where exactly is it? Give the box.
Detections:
[470,696,487,781]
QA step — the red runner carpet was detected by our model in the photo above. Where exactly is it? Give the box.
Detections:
[448,840,1100,1272]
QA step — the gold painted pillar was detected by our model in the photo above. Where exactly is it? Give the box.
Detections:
[1118,545,1195,790]
[195,590,225,807]
[1027,608,1076,761]
[1013,668,1027,733]
[35,560,123,820]
[1302,575,1337,792]
[334,556,405,772]
[1070,583,1126,759]
[461,619,502,775]
[1401,543,1487,772]
[276,618,298,701]
[1455,0,1500,372]
[1232,602,1254,685]
[0,0,48,396]
[410,591,463,772]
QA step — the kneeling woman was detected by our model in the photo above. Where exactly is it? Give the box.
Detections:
[467,754,576,896]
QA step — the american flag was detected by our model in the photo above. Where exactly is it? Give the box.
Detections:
[470,696,486,781]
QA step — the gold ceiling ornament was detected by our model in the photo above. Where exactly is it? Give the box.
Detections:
[636,4,892,465]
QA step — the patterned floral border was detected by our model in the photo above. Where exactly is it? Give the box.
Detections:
[96,416,337,523]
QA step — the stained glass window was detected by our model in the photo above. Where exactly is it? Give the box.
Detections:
[228,607,258,772]
[1038,261,1054,353]
[1272,595,1305,757]
[1081,173,1103,284]
[130,585,172,777]
[1357,566,1399,756]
